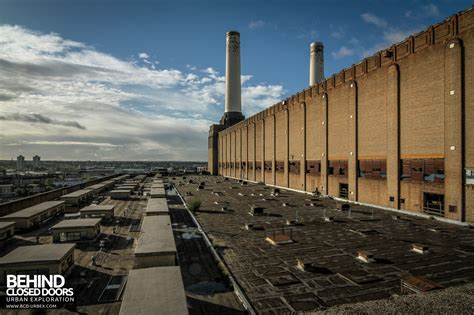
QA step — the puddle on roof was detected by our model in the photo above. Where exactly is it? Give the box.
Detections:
[181,232,202,239]
[187,281,228,295]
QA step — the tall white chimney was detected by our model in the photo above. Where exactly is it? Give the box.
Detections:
[309,42,324,86]
[221,31,244,126]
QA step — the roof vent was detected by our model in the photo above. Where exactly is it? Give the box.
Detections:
[356,251,374,263]
[412,243,429,254]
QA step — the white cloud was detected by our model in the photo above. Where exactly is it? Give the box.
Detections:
[406,4,440,19]
[297,29,319,40]
[331,46,355,59]
[248,20,265,30]
[330,25,345,39]
[186,64,197,71]
[242,84,284,114]
[241,75,253,84]
[422,4,439,17]
[358,11,425,57]
[383,29,412,43]
[138,52,149,59]
[0,24,284,160]
[15,141,121,147]
[361,27,421,57]
[361,13,388,28]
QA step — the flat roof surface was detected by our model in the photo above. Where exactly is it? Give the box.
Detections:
[61,189,93,198]
[0,221,15,229]
[51,218,101,229]
[0,201,65,219]
[151,183,165,188]
[80,204,115,212]
[150,187,166,197]
[0,244,75,265]
[110,189,131,193]
[176,175,474,313]
[135,215,176,255]
[119,266,188,315]
[145,198,169,215]
[87,184,106,189]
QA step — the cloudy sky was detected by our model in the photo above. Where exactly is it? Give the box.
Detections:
[0,0,470,161]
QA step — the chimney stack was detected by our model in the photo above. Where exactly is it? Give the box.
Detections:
[220,31,244,126]
[309,42,324,86]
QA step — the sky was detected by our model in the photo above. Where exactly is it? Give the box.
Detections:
[0,0,471,161]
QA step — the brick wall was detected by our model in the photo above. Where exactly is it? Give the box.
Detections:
[215,8,474,222]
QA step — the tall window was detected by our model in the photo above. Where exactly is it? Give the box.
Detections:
[289,161,300,174]
[401,159,444,182]
[264,161,272,171]
[306,160,321,175]
[359,160,387,179]
[275,161,284,173]
[328,160,348,177]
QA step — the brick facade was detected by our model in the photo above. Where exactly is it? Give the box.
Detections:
[209,8,474,223]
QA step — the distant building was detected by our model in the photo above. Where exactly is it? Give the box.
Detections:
[33,155,41,169]
[16,155,25,171]
[0,185,12,194]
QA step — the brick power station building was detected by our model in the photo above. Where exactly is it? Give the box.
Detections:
[209,8,474,223]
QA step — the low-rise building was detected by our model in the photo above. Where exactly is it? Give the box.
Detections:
[110,189,131,200]
[150,187,166,198]
[0,221,15,241]
[79,204,115,220]
[50,218,101,243]
[123,180,140,187]
[86,183,107,195]
[116,184,136,191]
[0,243,75,285]
[0,201,65,231]
[145,198,169,216]
[60,189,94,210]
[134,215,177,268]
[101,180,115,190]
[119,266,188,315]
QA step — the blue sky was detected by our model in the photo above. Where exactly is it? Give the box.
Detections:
[0,0,471,161]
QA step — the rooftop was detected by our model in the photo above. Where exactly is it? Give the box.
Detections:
[0,201,65,219]
[0,221,15,229]
[0,243,75,265]
[150,187,166,197]
[176,175,474,313]
[145,198,169,215]
[110,189,131,193]
[80,204,115,212]
[87,184,106,189]
[135,215,176,255]
[51,218,101,229]
[61,189,93,198]
[119,266,188,315]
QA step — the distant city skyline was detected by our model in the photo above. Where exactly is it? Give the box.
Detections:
[0,0,470,161]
